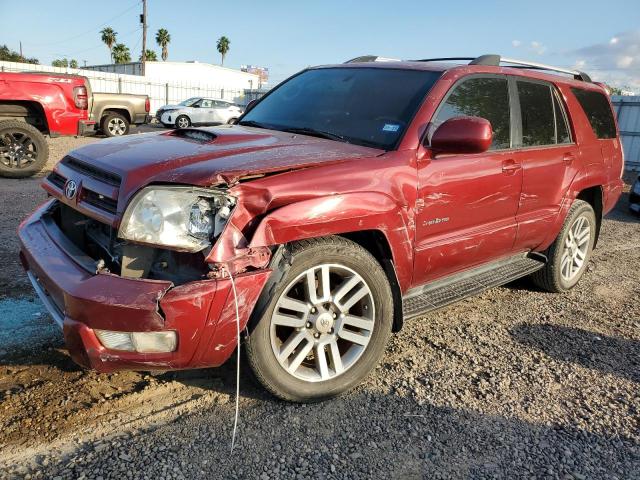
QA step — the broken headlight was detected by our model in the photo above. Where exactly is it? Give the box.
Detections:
[118,186,235,252]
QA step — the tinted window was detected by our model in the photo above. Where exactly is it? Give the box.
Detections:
[517,81,555,146]
[553,93,571,144]
[240,68,441,150]
[434,77,511,150]
[571,88,616,139]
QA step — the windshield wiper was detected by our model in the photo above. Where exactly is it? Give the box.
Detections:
[280,127,347,143]
[238,120,270,129]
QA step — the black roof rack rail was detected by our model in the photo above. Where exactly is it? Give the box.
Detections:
[344,55,401,64]
[412,53,591,82]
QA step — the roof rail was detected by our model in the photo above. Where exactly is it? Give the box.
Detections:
[414,54,591,82]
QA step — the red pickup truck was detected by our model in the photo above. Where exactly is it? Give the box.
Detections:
[0,72,95,177]
[0,72,150,178]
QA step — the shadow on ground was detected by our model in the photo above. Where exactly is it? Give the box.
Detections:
[510,323,639,383]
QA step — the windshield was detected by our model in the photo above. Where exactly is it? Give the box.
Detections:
[178,97,201,107]
[239,67,441,150]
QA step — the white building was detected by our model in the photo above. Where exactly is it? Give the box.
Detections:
[84,60,261,91]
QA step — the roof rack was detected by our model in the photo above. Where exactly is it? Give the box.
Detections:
[413,54,592,82]
[344,55,401,64]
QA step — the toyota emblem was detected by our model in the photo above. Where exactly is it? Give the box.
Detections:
[64,180,78,200]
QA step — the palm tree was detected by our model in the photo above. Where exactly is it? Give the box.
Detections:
[112,43,131,64]
[100,27,117,63]
[140,49,157,61]
[155,29,171,61]
[216,36,230,66]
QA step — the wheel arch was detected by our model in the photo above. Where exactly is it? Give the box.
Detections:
[101,107,132,124]
[576,185,603,247]
[0,100,49,133]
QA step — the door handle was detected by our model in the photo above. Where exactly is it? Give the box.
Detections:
[502,159,521,173]
[563,153,576,163]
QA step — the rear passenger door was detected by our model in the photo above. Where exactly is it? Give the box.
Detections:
[511,79,580,251]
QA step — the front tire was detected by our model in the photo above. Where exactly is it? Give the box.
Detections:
[246,236,393,402]
[531,199,596,292]
[175,115,191,129]
[101,112,130,137]
[0,120,49,178]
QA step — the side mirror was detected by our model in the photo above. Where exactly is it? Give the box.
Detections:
[192,104,200,108]
[430,116,493,155]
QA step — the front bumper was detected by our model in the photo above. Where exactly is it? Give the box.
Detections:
[19,200,271,373]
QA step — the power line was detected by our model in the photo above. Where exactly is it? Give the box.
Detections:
[23,1,141,48]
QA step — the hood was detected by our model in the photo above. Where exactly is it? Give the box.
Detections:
[69,125,382,198]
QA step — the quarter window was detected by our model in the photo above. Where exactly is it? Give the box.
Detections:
[433,77,511,150]
[517,81,555,147]
[571,88,616,139]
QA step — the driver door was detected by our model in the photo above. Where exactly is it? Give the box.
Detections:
[413,75,523,286]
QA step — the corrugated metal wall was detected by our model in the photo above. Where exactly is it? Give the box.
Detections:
[612,95,640,170]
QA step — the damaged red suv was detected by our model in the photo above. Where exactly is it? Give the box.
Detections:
[19,54,623,402]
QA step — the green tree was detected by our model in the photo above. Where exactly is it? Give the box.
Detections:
[52,58,69,68]
[139,49,157,61]
[155,28,171,61]
[100,27,118,63]
[69,59,78,68]
[111,44,131,64]
[216,36,230,66]
[0,44,38,64]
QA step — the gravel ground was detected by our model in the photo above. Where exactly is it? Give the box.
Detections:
[0,134,638,479]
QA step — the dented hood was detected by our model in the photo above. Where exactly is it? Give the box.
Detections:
[69,125,382,197]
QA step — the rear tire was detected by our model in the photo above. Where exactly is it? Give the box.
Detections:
[0,120,48,178]
[531,199,596,292]
[246,236,393,402]
[101,112,130,137]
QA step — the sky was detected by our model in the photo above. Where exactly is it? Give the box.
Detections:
[2,0,640,90]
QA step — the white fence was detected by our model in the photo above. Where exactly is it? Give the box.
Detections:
[0,61,254,114]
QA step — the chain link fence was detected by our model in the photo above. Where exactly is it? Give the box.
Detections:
[0,61,268,114]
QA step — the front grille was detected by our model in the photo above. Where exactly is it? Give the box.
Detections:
[62,156,121,187]
[83,189,118,214]
[48,171,66,189]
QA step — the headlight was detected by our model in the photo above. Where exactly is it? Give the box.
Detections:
[119,186,235,252]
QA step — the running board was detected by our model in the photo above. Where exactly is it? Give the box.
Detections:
[402,254,545,319]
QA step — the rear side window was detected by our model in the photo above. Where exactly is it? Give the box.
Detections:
[517,81,555,146]
[434,77,511,150]
[571,88,617,139]
[553,93,571,144]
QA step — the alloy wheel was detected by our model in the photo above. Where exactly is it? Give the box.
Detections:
[107,118,127,136]
[0,130,39,169]
[560,215,591,282]
[270,263,375,382]
[177,117,189,128]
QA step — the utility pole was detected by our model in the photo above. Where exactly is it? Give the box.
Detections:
[19,41,22,58]
[141,0,147,76]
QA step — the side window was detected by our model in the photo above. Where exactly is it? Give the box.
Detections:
[433,77,511,150]
[200,99,213,108]
[517,81,555,147]
[570,88,616,139]
[553,92,571,144]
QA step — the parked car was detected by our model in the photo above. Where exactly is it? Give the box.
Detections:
[0,72,151,177]
[630,174,640,214]
[156,97,243,128]
[91,92,151,138]
[20,54,623,402]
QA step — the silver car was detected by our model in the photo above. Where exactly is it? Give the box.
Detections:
[157,97,244,128]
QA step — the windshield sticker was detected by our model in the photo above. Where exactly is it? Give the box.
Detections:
[382,123,400,132]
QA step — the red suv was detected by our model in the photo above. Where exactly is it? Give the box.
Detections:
[19,54,623,402]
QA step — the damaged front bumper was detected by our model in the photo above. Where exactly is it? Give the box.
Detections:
[18,200,271,373]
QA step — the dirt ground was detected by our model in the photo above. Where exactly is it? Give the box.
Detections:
[0,135,637,479]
